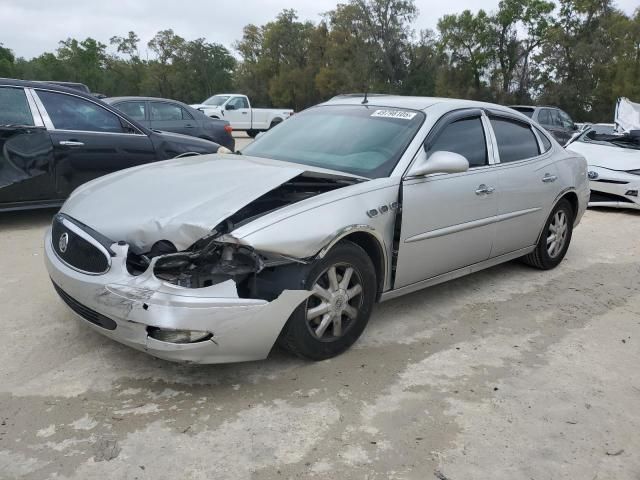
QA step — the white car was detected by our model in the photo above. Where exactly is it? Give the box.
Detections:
[191,94,293,137]
[567,123,640,210]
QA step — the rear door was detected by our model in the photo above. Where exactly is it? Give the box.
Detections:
[394,110,499,288]
[149,101,199,137]
[33,89,156,197]
[0,85,57,206]
[488,114,561,257]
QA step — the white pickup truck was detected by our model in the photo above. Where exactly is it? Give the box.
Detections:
[190,94,293,137]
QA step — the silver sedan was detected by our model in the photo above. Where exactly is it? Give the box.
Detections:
[45,95,589,363]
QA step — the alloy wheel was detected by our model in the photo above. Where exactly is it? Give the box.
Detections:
[547,210,568,258]
[306,263,364,341]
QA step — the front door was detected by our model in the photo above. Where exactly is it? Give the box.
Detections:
[394,112,498,288]
[223,96,251,130]
[33,89,156,197]
[0,86,57,207]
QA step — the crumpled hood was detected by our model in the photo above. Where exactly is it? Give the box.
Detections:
[61,154,306,251]
[567,142,640,170]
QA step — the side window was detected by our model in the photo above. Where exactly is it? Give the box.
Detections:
[428,117,488,168]
[38,91,124,133]
[0,87,35,126]
[537,109,551,125]
[117,101,146,121]
[228,97,248,109]
[150,102,183,121]
[490,117,540,162]
[558,110,574,129]
[534,126,553,152]
[549,109,562,127]
[181,107,194,120]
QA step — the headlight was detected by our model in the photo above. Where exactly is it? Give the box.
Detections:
[627,169,640,176]
[588,171,599,180]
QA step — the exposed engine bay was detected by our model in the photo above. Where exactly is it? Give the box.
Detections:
[125,173,359,294]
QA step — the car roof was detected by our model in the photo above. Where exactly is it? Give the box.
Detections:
[323,94,521,115]
[105,96,191,106]
[0,77,94,96]
[0,78,151,134]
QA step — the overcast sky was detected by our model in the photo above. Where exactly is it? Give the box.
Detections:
[1,0,638,59]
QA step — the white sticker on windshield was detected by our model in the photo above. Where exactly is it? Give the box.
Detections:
[371,109,417,120]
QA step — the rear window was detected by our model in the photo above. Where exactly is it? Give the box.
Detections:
[491,117,540,162]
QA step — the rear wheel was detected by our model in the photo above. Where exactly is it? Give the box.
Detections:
[247,129,259,138]
[269,119,282,129]
[278,241,376,361]
[523,198,574,270]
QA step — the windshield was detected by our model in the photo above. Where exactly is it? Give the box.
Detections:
[242,105,425,178]
[578,125,640,150]
[203,95,230,106]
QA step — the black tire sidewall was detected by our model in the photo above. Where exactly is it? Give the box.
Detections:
[280,241,377,360]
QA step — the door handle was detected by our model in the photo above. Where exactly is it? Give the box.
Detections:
[184,124,194,128]
[59,140,85,147]
[241,112,248,115]
[542,173,558,183]
[475,184,495,195]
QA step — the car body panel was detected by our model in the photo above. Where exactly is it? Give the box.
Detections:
[0,79,222,211]
[567,127,640,209]
[44,95,589,364]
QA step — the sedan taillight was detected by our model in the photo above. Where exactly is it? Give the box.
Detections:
[224,125,233,134]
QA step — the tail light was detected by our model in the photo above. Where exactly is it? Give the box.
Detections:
[224,125,233,134]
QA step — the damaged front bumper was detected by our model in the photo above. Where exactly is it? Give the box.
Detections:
[44,228,310,364]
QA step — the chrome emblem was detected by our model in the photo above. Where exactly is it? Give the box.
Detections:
[58,232,69,253]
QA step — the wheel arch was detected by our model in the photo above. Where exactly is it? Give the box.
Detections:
[316,226,387,301]
[535,189,579,244]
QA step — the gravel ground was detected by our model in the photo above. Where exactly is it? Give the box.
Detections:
[0,204,639,479]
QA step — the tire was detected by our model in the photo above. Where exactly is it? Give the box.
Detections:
[522,198,574,270]
[247,129,259,138]
[278,241,377,361]
[269,119,282,129]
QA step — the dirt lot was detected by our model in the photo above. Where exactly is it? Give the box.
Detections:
[1,198,639,479]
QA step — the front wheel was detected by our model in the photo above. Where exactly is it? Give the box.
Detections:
[523,198,574,270]
[278,241,376,361]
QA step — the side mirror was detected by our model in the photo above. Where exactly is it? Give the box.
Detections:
[226,104,236,111]
[408,150,469,177]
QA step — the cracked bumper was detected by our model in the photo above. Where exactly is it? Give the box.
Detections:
[44,228,309,364]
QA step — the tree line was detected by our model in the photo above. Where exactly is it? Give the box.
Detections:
[0,0,638,122]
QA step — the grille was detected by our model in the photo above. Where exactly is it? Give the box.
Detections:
[52,217,110,274]
[53,282,117,331]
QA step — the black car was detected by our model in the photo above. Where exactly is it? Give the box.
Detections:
[105,97,235,151]
[0,78,222,212]
[510,105,578,145]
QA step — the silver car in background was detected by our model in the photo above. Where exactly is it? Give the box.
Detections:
[45,95,589,364]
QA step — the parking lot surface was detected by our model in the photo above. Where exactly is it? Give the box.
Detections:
[1,196,639,479]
